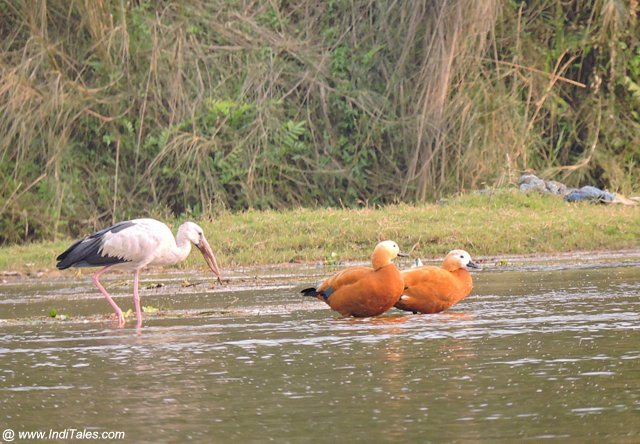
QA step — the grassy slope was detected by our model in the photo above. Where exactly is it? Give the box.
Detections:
[1,191,638,274]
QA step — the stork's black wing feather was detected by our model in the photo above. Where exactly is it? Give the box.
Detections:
[56,221,136,270]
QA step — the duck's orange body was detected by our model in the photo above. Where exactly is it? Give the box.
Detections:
[302,241,407,317]
[395,250,478,314]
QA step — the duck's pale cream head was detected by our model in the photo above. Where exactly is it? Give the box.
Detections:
[443,249,480,271]
[372,240,408,269]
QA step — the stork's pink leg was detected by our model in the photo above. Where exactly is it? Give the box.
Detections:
[133,270,143,329]
[92,266,125,327]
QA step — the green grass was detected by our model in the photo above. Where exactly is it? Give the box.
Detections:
[1,190,638,274]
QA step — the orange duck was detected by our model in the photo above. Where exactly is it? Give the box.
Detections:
[395,249,480,314]
[301,240,408,317]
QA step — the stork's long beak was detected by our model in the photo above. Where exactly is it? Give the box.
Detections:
[197,237,222,284]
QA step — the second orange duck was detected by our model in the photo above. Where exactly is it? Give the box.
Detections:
[301,240,408,317]
[395,249,479,314]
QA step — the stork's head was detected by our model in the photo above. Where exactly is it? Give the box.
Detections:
[443,249,480,272]
[180,222,222,283]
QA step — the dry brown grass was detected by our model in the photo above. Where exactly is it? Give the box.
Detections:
[0,1,638,243]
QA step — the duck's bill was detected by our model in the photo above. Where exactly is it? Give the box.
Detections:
[197,237,222,283]
[397,252,410,258]
[467,260,481,270]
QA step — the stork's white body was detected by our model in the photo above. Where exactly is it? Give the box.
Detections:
[97,219,194,270]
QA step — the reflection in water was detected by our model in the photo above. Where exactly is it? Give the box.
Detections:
[0,265,639,442]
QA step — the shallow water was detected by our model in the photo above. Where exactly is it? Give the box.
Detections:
[1,260,639,442]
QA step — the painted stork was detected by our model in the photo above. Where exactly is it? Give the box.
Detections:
[56,218,222,328]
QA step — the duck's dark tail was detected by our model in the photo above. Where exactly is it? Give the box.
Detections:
[301,287,318,297]
[301,286,333,301]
